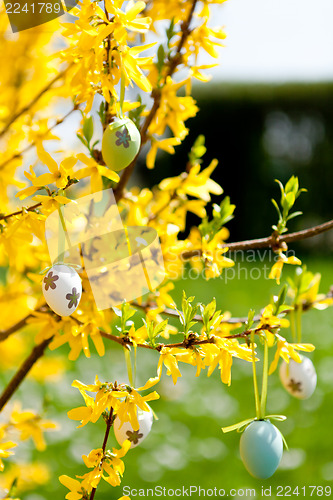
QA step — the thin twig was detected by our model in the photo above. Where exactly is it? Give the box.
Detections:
[0,69,69,139]
[89,407,114,500]
[0,177,77,222]
[0,288,329,414]
[97,287,333,351]
[166,0,198,77]
[114,0,198,201]
[0,337,53,412]
[0,106,78,173]
[181,218,333,258]
[0,304,47,342]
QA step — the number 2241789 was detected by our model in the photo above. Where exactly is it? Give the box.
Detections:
[276,486,331,496]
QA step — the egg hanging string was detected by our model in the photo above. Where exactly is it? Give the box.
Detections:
[57,197,71,264]
[118,63,126,120]
[124,347,135,388]
[296,303,302,342]
[289,307,297,342]
[251,331,261,420]
[260,337,269,419]
[39,196,80,275]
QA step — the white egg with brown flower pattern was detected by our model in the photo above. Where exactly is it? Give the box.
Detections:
[279,355,317,399]
[114,405,153,449]
[42,264,82,317]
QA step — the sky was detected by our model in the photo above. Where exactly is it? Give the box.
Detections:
[210,0,333,82]
[52,0,333,153]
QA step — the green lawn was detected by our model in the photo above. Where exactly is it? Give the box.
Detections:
[4,257,333,499]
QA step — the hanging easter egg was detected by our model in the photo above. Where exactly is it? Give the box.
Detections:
[114,405,153,449]
[42,264,82,317]
[240,420,283,479]
[101,117,141,172]
[279,355,317,399]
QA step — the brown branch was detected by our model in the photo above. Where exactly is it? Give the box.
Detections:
[96,287,333,352]
[166,0,198,77]
[103,2,112,131]
[0,202,43,222]
[0,304,50,342]
[0,286,324,414]
[114,0,198,201]
[0,337,53,412]
[0,314,33,342]
[0,309,40,342]
[98,323,268,352]
[89,407,114,500]
[0,69,69,139]
[0,177,77,222]
[0,287,328,415]
[0,105,78,173]
[181,218,333,259]
[118,286,333,349]
[2,280,331,354]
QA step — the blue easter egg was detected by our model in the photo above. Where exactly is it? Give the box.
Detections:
[240,420,283,479]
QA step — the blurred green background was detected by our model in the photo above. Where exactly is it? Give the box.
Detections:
[9,259,333,499]
[138,82,333,254]
[1,83,333,499]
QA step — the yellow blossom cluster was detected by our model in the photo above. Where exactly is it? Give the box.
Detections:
[0,403,57,474]
[60,0,154,111]
[0,462,50,495]
[59,376,159,497]
[0,0,331,497]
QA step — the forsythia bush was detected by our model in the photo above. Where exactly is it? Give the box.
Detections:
[0,1,332,498]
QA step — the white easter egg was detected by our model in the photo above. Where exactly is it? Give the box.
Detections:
[279,355,317,399]
[114,406,153,449]
[42,264,82,317]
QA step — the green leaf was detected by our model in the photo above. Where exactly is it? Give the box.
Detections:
[277,304,294,315]
[275,179,285,204]
[128,94,146,128]
[77,133,88,147]
[188,135,207,165]
[286,211,303,221]
[285,175,298,196]
[272,177,306,235]
[8,477,18,497]
[155,319,169,336]
[204,298,216,321]
[246,309,255,329]
[157,44,166,72]
[113,302,136,334]
[271,198,282,218]
[285,191,296,211]
[201,299,222,337]
[273,285,288,315]
[83,116,94,144]
[295,187,307,200]
[180,292,199,336]
[98,101,106,125]
[166,18,176,46]
[199,196,235,242]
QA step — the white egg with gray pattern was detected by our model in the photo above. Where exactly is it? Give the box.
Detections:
[279,355,317,399]
[114,406,154,449]
[42,264,82,317]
